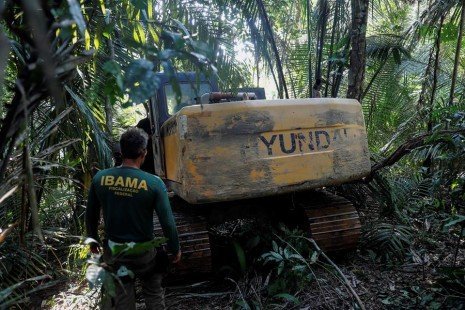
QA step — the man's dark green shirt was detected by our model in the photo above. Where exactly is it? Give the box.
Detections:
[86,166,179,254]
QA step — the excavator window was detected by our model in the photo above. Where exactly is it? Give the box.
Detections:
[165,82,212,114]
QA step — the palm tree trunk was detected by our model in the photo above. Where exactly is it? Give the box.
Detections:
[325,0,340,97]
[361,58,387,100]
[347,0,369,101]
[429,16,444,131]
[105,0,114,132]
[332,35,350,97]
[307,0,313,97]
[248,18,280,93]
[256,0,289,99]
[449,0,465,106]
[24,144,44,243]
[422,16,444,173]
[314,0,328,97]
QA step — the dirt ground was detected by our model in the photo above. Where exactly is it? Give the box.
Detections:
[39,236,464,310]
[37,189,465,309]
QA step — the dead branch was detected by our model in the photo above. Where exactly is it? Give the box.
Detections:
[368,129,465,181]
[306,237,366,310]
[0,221,19,244]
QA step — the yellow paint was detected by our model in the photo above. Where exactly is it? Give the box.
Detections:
[186,161,204,184]
[161,98,371,204]
[163,134,180,181]
[269,151,333,185]
[250,169,266,181]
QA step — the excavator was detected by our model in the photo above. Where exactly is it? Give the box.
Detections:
[145,72,371,275]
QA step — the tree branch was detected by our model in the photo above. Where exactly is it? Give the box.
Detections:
[368,129,465,180]
[0,222,19,244]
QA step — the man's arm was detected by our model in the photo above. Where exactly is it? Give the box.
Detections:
[85,180,101,252]
[153,179,180,256]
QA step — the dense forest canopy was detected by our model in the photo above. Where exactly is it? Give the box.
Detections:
[0,0,464,308]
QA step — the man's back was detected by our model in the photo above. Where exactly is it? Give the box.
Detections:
[87,166,179,252]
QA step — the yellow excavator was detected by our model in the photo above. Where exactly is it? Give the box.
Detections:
[146,73,371,275]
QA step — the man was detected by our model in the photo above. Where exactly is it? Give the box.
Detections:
[111,140,123,167]
[86,127,181,309]
[136,118,155,174]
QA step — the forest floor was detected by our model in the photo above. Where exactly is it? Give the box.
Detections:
[37,200,465,310]
[39,238,464,309]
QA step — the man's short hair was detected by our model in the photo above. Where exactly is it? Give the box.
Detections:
[120,128,149,159]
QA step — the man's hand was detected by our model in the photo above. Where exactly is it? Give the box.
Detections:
[171,250,182,264]
[89,243,101,254]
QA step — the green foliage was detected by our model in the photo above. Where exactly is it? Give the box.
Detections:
[436,267,465,303]
[0,275,52,308]
[0,235,59,308]
[123,59,160,105]
[260,229,316,297]
[362,223,414,261]
[85,237,166,302]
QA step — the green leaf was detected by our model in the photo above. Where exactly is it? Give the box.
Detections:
[273,293,300,305]
[123,59,160,104]
[310,251,319,263]
[235,300,251,310]
[130,0,148,10]
[191,40,213,59]
[111,238,168,256]
[270,252,283,261]
[161,30,185,49]
[272,240,279,252]
[136,23,146,44]
[103,60,124,90]
[233,241,247,273]
[393,49,401,65]
[103,273,117,298]
[441,22,459,42]
[381,297,392,305]
[67,0,86,36]
[65,86,112,167]
[0,275,51,301]
[444,215,465,228]
[292,265,306,272]
[278,261,284,275]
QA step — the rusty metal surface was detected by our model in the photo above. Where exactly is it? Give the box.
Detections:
[153,211,212,275]
[300,191,361,252]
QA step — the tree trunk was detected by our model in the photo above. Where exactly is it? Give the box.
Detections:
[449,0,465,106]
[429,16,444,131]
[325,0,340,97]
[307,0,313,97]
[256,0,289,99]
[347,0,369,101]
[314,0,328,98]
[105,0,115,133]
[24,145,44,243]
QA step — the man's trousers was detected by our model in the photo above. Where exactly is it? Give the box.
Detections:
[101,247,165,310]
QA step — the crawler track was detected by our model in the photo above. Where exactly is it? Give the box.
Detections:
[153,211,212,275]
[154,191,360,277]
[299,191,361,252]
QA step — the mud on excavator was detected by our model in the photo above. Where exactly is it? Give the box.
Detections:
[145,72,371,275]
